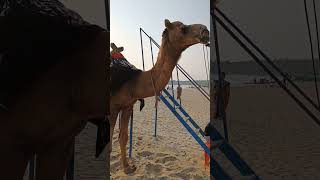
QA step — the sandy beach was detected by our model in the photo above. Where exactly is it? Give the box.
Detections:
[23,83,320,180]
[111,88,210,179]
[213,82,320,179]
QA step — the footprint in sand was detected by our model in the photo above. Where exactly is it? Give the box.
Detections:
[168,167,198,179]
[138,151,154,158]
[169,172,191,179]
[180,167,197,174]
[193,174,207,180]
[144,163,163,175]
[156,152,169,157]
[155,156,178,164]
[136,176,167,180]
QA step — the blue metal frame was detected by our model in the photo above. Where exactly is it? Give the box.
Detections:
[160,89,210,155]
[162,90,206,137]
[138,27,260,179]
[209,125,260,179]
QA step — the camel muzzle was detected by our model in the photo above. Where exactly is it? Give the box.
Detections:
[200,29,210,44]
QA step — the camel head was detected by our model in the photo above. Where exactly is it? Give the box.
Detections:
[162,19,209,50]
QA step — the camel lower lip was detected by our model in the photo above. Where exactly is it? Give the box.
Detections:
[200,40,209,44]
[200,37,209,44]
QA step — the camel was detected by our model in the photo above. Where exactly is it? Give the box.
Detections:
[109,19,209,174]
[0,22,109,180]
[110,43,145,111]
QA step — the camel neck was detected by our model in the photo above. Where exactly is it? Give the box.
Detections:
[149,40,183,92]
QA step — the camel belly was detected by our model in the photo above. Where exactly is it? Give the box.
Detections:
[0,110,87,147]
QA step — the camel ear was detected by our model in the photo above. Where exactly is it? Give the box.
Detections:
[165,19,173,29]
[110,43,116,50]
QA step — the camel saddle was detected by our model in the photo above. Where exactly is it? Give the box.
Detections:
[110,58,142,95]
[110,42,145,110]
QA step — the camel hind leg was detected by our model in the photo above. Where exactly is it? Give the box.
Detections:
[119,106,136,174]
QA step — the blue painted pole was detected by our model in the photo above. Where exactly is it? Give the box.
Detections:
[159,92,210,155]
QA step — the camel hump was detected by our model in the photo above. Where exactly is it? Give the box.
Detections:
[1,0,89,25]
[0,15,105,108]
[110,59,142,95]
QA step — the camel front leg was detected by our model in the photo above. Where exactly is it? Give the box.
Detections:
[119,106,136,174]
[35,138,74,180]
[0,146,30,180]
[108,107,119,157]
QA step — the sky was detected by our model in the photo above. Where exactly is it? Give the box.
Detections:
[61,0,320,80]
[215,0,320,61]
[110,0,210,80]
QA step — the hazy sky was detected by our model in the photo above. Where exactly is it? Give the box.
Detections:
[216,0,320,61]
[110,0,210,80]
[61,0,320,80]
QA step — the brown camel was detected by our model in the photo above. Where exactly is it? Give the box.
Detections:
[0,28,109,180]
[109,19,209,174]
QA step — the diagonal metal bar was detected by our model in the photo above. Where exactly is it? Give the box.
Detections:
[140,28,210,101]
[215,7,320,112]
[211,2,229,142]
[214,14,320,127]
[303,0,320,107]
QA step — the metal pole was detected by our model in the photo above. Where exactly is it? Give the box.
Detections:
[171,75,175,109]
[149,38,155,66]
[211,3,229,142]
[149,37,158,137]
[312,0,320,75]
[140,28,145,70]
[140,28,210,100]
[303,0,320,107]
[104,0,109,32]
[215,7,320,112]
[215,15,320,126]
[154,107,158,137]
[177,65,210,99]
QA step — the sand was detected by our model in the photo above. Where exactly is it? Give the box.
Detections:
[110,88,210,179]
[23,82,320,180]
[212,83,320,179]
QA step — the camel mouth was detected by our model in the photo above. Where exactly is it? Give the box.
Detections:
[199,29,209,44]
